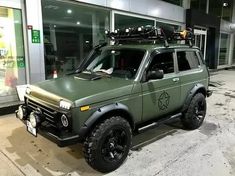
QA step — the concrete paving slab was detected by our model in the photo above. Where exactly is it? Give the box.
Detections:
[0,150,24,176]
[0,70,235,176]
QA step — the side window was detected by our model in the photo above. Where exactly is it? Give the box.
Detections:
[149,52,174,74]
[177,51,200,71]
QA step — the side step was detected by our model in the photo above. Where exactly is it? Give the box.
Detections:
[138,113,182,133]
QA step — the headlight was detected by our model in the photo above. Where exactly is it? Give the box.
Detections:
[61,114,69,127]
[29,112,40,128]
[59,100,71,110]
[17,105,26,120]
[25,87,31,95]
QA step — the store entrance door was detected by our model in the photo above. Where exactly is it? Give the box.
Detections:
[194,29,207,60]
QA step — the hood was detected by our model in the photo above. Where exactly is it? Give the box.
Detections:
[32,73,134,106]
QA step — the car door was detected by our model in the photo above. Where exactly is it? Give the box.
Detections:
[175,49,206,107]
[141,50,181,122]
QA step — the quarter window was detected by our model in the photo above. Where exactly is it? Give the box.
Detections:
[149,52,174,74]
[177,51,200,71]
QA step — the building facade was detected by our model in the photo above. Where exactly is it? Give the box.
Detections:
[0,0,235,108]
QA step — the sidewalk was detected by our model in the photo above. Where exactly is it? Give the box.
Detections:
[0,150,24,176]
[0,70,235,176]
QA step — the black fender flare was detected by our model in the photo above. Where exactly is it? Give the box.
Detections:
[182,83,207,112]
[78,103,134,139]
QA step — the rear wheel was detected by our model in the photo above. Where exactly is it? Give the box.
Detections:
[181,93,207,130]
[83,116,132,173]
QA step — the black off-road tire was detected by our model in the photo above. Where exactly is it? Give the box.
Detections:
[181,93,207,130]
[83,116,132,173]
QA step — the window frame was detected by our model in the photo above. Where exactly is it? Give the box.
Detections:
[81,47,147,79]
[141,49,177,82]
[175,48,202,73]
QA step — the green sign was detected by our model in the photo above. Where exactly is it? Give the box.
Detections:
[17,57,25,68]
[31,30,40,43]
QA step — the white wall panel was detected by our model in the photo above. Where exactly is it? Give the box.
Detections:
[0,0,22,9]
[221,19,233,33]
[25,0,45,83]
[132,0,185,23]
[107,0,130,12]
[129,0,149,16]
[75,0,106,6]
[75,0,185,23]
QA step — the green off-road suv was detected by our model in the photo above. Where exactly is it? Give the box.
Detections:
[16,27,212,173]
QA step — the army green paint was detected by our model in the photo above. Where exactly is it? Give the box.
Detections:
[17,43,210,148]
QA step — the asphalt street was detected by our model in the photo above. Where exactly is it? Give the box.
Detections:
[0,70,235,176]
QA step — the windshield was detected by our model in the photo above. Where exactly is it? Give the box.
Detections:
[84,48,145,79]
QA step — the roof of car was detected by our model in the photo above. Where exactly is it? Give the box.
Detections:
[104,44,200,52]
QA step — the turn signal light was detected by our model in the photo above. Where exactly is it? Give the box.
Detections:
[80,105,90,112]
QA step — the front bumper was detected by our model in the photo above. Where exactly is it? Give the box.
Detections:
[38,125,80,147]
[16,108,80,147]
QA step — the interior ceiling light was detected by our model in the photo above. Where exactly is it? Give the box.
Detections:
[67,9,72,14]
[76,21,81,25]
[223,2,229,7]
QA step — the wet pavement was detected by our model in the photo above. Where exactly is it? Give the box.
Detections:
[1,70,235,176]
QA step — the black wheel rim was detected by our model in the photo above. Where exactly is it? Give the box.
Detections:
[101,128,128,163]
[194,100,206,122]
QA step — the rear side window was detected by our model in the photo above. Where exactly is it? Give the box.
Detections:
[177,51,200,71]
[149,52,174,74]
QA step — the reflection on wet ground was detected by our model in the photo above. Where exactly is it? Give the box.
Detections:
[6,126,99,176]
[5,118,185,176]
[199,122,217,137]
[1,112,220,176]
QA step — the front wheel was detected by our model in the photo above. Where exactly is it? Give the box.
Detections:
[181,93,207,130]
[83,116,132,173]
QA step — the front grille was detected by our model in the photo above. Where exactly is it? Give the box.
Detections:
[26,98,58,127]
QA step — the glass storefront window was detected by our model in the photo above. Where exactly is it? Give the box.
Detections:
[42,0,110,79]
[114,14,154,29]
[190,0,207,13]
[219,33,230,65]
[0,7,26,104]
[156,21,181,44]
[156,21,181,31]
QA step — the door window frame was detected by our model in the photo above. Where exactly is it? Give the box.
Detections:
[141,49,177,82]
[175,48,202,73]
[217,32,230,67]
[194,28,207,61]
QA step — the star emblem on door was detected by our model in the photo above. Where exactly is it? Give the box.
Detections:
[158,91,170,110]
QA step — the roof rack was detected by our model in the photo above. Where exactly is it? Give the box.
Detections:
[105,26,194,48]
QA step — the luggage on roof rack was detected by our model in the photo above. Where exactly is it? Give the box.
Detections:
[105,26,194,47]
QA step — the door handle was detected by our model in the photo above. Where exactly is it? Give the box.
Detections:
[172,78,180,82]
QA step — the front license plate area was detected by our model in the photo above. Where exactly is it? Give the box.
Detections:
[27,120,37,137]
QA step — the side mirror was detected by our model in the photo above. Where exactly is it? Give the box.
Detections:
[147,69,164,81]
